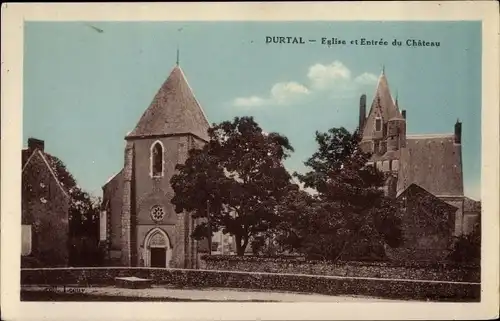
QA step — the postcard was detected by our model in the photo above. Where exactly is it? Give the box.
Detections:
[1,2,499,320]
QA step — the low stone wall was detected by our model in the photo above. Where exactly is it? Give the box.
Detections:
[21,267,480,302]
[201,256,480,283]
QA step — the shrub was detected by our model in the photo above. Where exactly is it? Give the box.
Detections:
[448,218,481,264]
[21,267,480,302]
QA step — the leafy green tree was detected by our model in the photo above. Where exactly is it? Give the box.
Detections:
[280,127,403,261]
[171,116,294,256]
[448,215,481,264]
[46,154,102,266]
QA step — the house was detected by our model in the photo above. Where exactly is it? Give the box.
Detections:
[21,138,71,267]
[358,70,481,261]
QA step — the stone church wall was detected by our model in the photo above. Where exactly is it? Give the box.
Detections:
[103,171,124,253]
[129,135,204,268]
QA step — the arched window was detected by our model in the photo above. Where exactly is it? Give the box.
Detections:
[151,141,164,177]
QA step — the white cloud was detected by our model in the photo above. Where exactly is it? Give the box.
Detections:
[232,81,310,108]
[232,60,378,108]
[270,81,311,104]
[233,96,267,108]
[354,72,378,85]
[307,61,351,90]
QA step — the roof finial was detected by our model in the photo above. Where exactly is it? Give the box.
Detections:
[176,27,183,66]
[382,64,385,75]
[395,90,399,105]
[176,46,180,66]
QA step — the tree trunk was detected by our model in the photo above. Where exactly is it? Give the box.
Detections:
[334,229,362,262]
[235,234,249,256]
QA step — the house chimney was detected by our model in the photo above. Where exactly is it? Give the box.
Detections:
[402,110,406,119]
[454,120,462,144]
[28,138,45,152]
[359,94,367,131]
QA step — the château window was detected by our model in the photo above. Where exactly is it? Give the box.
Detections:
[151,141,164,177]
[375,117,382,132]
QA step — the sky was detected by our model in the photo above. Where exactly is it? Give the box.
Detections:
[23,21,481,200]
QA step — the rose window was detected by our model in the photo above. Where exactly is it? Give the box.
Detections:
[151,206,165,222]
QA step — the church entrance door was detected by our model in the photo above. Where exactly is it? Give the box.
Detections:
[144,228,172,268]
[150,248,166,268]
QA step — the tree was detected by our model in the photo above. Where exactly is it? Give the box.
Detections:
[68,189,102,266]
[171,116,294,256]
[46,154,102,266]
[281,127,403,261]
[448,215,481,264]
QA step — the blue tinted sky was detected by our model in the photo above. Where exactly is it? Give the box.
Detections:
[23,21,481,200]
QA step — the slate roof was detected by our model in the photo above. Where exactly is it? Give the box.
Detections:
[22,148,70,198]
[397,183,458,212]
[126,65,210,141]
[463,197,481,212]
[361,71,402,139]
[396,134,463,197]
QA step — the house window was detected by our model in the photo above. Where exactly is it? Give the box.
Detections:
[374,140,380,154]
[375,117,382,132]
[151,141,164,177]
[21,225,32,256]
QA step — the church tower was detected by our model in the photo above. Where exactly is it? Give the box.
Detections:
[358,69,407,197]
[102,62,210,269]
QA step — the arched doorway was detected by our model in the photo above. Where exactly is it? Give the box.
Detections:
[143,228,172,268]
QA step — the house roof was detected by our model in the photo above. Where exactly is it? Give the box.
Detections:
[104,168,123,187]
[396,134,463,197]
[361,71,402,139]
[464,197,481,212]
[126,65,210,141]
[22,149,70,198]
[397,183,458,212]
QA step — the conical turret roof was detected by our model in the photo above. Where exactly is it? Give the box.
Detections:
[361,70,403,138]
[126,65,210,141]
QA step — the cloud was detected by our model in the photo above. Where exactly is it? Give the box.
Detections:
[233,81,311,108]
[307,61,352,90]
[354,72,379,85]
[233,96,267,108]
[232,60,378,108]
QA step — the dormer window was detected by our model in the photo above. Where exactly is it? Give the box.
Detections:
[375,117,382,132]
[151,141,164,178]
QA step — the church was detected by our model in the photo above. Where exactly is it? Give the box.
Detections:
[101,62,210,268]
[357,70,481,261]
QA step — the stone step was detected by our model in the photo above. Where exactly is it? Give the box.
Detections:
[115,276,153,289]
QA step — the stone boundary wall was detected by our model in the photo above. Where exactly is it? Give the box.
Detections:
[201,255,480,282]
[21,267,480,302]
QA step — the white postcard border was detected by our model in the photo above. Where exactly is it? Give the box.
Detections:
[1,2,499,320]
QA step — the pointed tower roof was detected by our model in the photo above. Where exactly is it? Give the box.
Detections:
[126,65,210,141]
[361,70,403,138]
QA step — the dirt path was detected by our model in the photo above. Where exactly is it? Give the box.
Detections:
[21,285,405,302]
